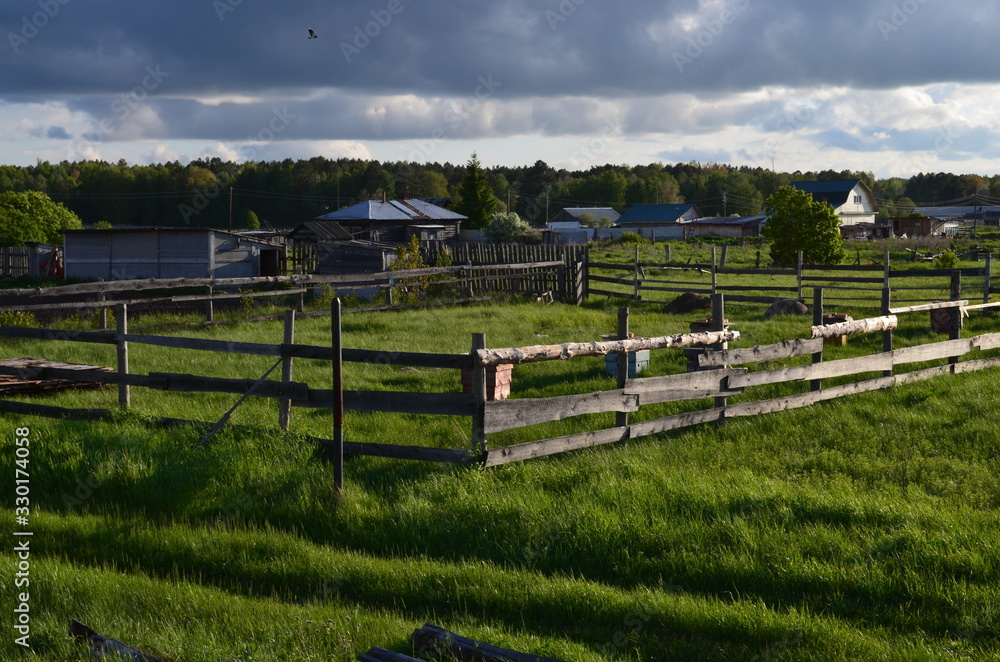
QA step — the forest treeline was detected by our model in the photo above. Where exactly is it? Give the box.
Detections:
[3,157,1000,230]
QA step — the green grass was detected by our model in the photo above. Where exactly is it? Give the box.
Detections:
[3,246,1000,660]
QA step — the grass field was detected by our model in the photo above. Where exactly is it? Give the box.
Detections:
[3,242,1000,660]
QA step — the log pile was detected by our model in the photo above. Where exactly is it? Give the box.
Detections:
[0,358,114,395]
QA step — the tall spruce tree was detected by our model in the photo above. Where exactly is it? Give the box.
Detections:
[455,152,498,230]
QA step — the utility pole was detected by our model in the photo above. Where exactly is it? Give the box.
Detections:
[722,192,727,217]
[228,187,233,232]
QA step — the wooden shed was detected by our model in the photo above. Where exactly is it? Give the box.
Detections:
[62,228,284,281]
[316,240,397,274]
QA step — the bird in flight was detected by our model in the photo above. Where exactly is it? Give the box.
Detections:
[308,28,318,39]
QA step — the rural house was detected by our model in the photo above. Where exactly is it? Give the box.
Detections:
[614,203,702,240]
[314,198,465,244]
[891,215,950,237]
[789,179,878,226]
[685,215,767,238]
[62,227,284,281]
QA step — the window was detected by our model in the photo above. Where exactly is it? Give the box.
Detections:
[854,195,862,204]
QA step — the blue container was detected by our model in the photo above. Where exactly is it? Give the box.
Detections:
[605,350,650,378]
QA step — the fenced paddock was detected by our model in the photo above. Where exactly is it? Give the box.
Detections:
[3,284,1000,490]
[587,247,994,309]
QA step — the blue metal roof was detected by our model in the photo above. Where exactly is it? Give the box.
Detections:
[790,180,862,208]
[617,203,697,224]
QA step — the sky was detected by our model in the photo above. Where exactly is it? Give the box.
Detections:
[2,0,1000,178]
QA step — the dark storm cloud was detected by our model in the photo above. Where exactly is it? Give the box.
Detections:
[2,0,997,146]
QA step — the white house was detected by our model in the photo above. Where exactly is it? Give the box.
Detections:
[790,180,878,226]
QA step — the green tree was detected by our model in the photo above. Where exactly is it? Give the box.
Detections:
[454,152,498,229]
[761,186,845,266]
[246,210,260,230]
[483,211,531,243]
[0,190,83,246]
[577,211,613,228]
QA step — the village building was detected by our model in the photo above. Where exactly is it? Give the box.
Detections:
[62,227,284,281]
[789,179,878,226]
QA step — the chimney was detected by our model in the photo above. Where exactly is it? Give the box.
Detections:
[382,191,387,203]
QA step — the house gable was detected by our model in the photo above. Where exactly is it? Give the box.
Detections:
[790,180,878,226]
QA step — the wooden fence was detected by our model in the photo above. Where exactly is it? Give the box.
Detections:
[0,259,584,325]
[3,288,1000,490]
[585,247,994,309]
[0,246,29,278]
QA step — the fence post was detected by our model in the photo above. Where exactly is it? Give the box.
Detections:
[100,292,108,330]
[985,253,992,304]
[278,309,295,431]
[884,250,891,290]
[796,251,804,300]
[950,270,962,365]
[205,285,214,323]
[330,298,345,493]
[116,303,130,409]
[811,287,824,392]
[296,290,305,313]
[615,307,630,446]
[711,294,727,427]
[471,333,488,457]
[711,246,718,295]
[881,287,893,377]
[665,244,671,263]
[720,244,728,269]
[633,246,640,301]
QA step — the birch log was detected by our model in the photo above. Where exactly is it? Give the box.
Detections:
[474,330,740,367]
[810,315,897,339]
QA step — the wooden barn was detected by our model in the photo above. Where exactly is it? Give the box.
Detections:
[286,221,354,274]
[62,228,284,281]
[686,215,767,238]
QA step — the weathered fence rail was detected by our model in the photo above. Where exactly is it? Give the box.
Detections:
[4,289,1000,488]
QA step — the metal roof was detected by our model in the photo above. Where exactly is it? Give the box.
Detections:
[616,203,698,224]
[315,198,466,222]
[790,180,864,209]
[688,215,767,226]
[913,205,1000,219]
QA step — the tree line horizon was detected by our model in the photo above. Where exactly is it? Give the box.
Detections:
[2,156,999,231]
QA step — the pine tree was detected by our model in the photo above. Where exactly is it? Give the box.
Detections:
[455,152,498,230]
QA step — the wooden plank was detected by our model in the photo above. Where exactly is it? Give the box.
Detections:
[588,274,636,286]
[810,315,897,339]
[888,267,983,278]
[625,368,747,394]
[298,390,476,415]
[483,390,639,433]
[699,338,825,367]
[729,354,893,388]
[0,327,116,344]
[715,268,797,276]
[889,300,968,314]
[892,339,975,365]
[628,407,725,438]
[305,436,474,464]
[962,301,1000,312]
[474,329,741,367]
[953,356,1000,374]
[586,261,634,271]
[482,427,629,467]
[587,288,638,299]
[726,364,958,419]
[800,275,886,284]
[636,285,713,294]
[973,332,1000,351]
[342,348,471,370]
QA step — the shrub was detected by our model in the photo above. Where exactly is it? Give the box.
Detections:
[934,248,959,270]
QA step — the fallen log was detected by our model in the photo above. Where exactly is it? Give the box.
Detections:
[810,315,897,339]
[474,330,740,367]
[411,623,567,662]
[70,619,161,662]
